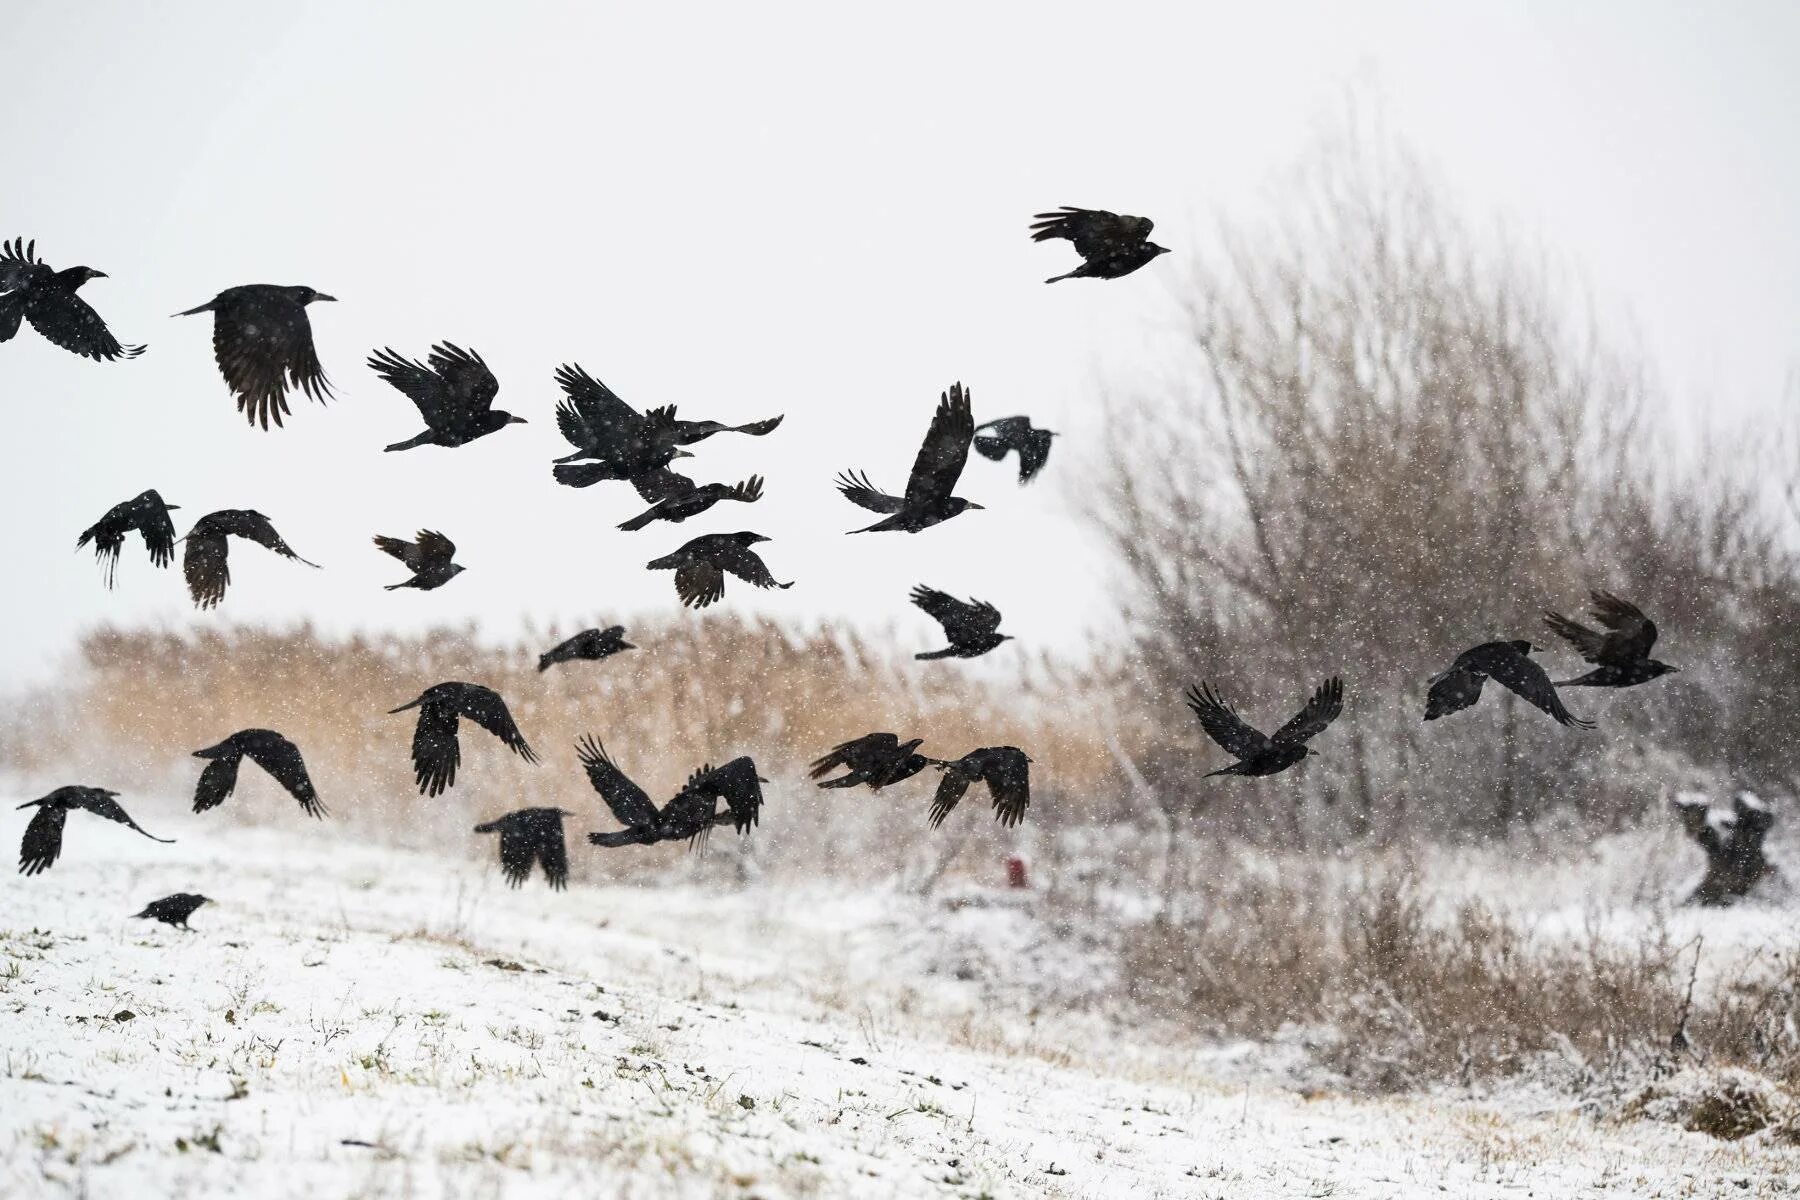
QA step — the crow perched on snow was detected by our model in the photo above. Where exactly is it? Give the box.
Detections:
[369,343,524,451]
[911,586,1011,660]
[836,384,984,533]
[647,532,792,609]
[133,893,211,930]
[1029,207,1169,284]
[578,738,763,849]
[474,808,571,890]
[77,489,179,587]
[618,476,764,531]
[1187,677,1344,778]
[175,284,334,429]
[928,747,1032,829]
[974,416,1056,484]
[538,626,635,672]
[191,729,325,818]
[182,509,319,609]
[17,787,173,876]
[809,733,934,791]
[1544,591,1680,689]
[0,238,144,361]
[373,530,464,591]
[1424,641,1593,729]
[389,682,538,797]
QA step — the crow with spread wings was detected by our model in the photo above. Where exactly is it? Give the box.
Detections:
[578,737,765,849]
[1029,207,1169,283]
[182,509,319,609]
[77,489,180,588]
[191,729,325,818]
[176,284,334,429]
[836,384,984,533]
[1423,641,1593,729]
[1544,591,1679,689]
[369,343,524,451]
[389,682,538,797]
[911,586,1011,659]
[1186,677,1344,778]
[1,238,144,361]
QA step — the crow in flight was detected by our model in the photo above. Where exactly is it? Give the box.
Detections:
[1030,207,1169,284]
[836,384,984,533]
[577,737,759,849]
[618,475,764,531]
[911,586,1012,660]
[367,343,523,451]
[17,787,173,877]
[1544,591,1680,689]
[389,682,538,797]
[538,625,635,672]
[647,532,792,609]
[175,284,334,429]
[1423,641,1593,729]
[974,416,1057,484]
[77,489,179,587]
[474,808,571,890]
[182,509,319,609]
[549,364,692,487]
[928,747,1032,829]
[374,530,464,591]
[1187,677,1344,778]
[809,733,934,791]
[191,729,325,818]
[133,893,211,930]
[0,238,144,361]
[660,410,784,445]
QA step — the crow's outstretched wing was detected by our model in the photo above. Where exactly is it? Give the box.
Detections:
[1183,683,1270,758]
[1270,677,1344,747]
[18,806,67,876]
[1028,207,1153,257]
[216,294,330,429]
[241,731,325,818]
[834,470,905,514]
[928,768,974,829]
[575,735,659,826]
[903,384,975,506]
[910,586,1002,642]
[27,286,143,362]
[427,343,499,417]
[1483,654,1593,729]
[450,686,537,761]
[192,753,242,812]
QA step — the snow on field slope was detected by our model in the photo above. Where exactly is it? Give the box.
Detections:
[2,817,1796,1198]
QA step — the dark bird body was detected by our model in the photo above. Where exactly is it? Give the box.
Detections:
[369,343,523,451]
[1424,641,1593,729]
[928,747,1032,828]
[810,733,933,791]
[0,238,144,361]
[647,532,791,609]
[390,682,537,797]
[549,365,692,487]
[374,530,464,591]
[192,729,324,818]
[77,489,179,587]
[474,808,571,890]
[1544,592,1679,688]
[133,893,211,930]
[836,384,984,533]
[182,509,319,609]
[538,625,635,672]
[1029,207,1169,283]
[1187,677,1344,778]
[17,786,173,876]
[974,416,1057,483]
[176,285,334,429]
[911,586,1011,659]
[618,476,763,531]
[578,737,764,849]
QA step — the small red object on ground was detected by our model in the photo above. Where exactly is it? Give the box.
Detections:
[1006,856,1028,889]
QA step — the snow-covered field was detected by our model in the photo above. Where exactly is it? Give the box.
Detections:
[4,815,1797,1198]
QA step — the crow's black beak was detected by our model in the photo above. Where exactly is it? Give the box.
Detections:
[315,293,338,302]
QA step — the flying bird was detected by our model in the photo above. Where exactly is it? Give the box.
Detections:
[368,343,524,451]
[76,489,179,587]
[1030,207,1170,284]
[1544,592,1680,688]
[809,732,933,791]
[680,757,767,835]
[660,410,784,445]
[1187,677,1345,778]
[17,787,173,877]
[836,384,984,533]
[191,729,325,818]
[389,682,538,797]
[911,586,1011,660]
[927,747,1032,829]
[974,416,1057,483]
[0,238,144,361]
[374,530,464,591]
[618,475,764,531]
[474,808,571,890]
[577,736,749,849]
[548,364,693,487]
[133,893,211,930]
[538,625,635,672]
[182,509,319,610]
[1423,641,1593,729]
[175,284,334,429]
[647,532,792,609]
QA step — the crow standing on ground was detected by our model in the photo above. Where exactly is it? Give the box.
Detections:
[0,238,144,361]
[1424,641,1593,729]
[809,733,933,791]
[836,384,984,533]
[175,285,334,429]
[133,893,211,930]
[577,737,758,849]
[373,530,464,591]
[369,343,524,451]
[911,586,1011,660]
[618,475,764,531]
[474,808,571,890]
[647,532,792,609]
[927,747,1032,828]
[974,416,1057,484]
[1187,677,1345,778]
[1030,207,1170,284]
[17,787,173,877]
[182,509,319,609]
[538,625,635,672]
[389,682,538,797]
[191,729,325,818]
[77,489,179,587]
[1544,592,1680,688]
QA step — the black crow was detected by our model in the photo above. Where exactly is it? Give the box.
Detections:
[659,409,784,445]
[1030,207,1170,283]
[1424,641,1593,729]
[1187,677,1344,778]
[0,238,144,361]
[133,893,211,930]
[538,625,635,672]
[389,682,538,797]
[175,284,334,429]
[368,343,524,451]
[974,416,1057,483]
[17,787,173,876]
[474,808,571,890]
[191,729,325,818]
[1544,591,1680,688]
[577,736,750,849]
[681,757,768,835]
[618,476,764,531]
[809,733,933,791]
[77,489,179,587]
[927,747,1032,829]
[647,532,792,609]
[836,384,984,533]
[373,530,464,591]
[911,586,1011,659]
[549,364,692,486]
[182,509,319,610]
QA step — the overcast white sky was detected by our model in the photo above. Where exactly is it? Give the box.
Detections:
[3,1,1796,686]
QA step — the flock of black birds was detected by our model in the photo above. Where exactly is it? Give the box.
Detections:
[8,211,1682,924]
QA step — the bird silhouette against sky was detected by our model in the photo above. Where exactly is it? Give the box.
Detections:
[1544,591,1679,688]
[1187,677,1345,778]
[647,532,791,609]
[928,747,1032,828]
[133,893,211,930]
[77,489,179,588]
[660,410,784,444]
[389,682,538,797]
[911,585,1011,659]
[1424,641,1593,729]
[538,625,635,672]
[974,416,1056,483]
[17,787,173,877]
[374,530,464,591]
[810,732,934,791]
[191,729,325,818]
[475,808,571,890]
[1,238,144,361]
[578,736,751,849]
[549,364,693,487]
[369,342,523,451]
[181,509,319,610]
[618,475,764,531]
[176,284,334,429]
[837,383,983,533]
[1029,207,1170,283]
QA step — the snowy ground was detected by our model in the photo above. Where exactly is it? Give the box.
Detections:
[3,817,1798,1198]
